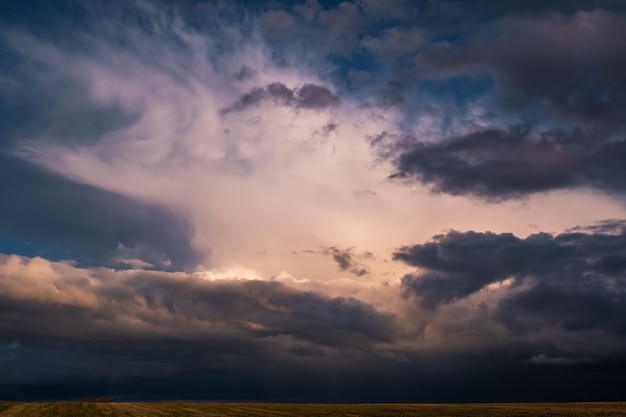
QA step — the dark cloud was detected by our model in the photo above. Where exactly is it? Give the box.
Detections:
[389,126,626,199]
[221,83,339,114]
[122,274,393,344]
[3,254,625,403]
[395,221,626,315]
[322,247,369,276]
[355,0,626,42]
[390,221,626,394]
[3,282,626,403]
[567,219,626,234]
[296,84,340,109]
[0,155,196,270]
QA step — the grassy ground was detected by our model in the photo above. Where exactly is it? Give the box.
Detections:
[0,402,624,416]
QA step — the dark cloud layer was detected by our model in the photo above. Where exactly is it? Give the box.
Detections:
[2,253,626,402]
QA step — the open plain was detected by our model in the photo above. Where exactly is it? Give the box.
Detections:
[0,402,625,417]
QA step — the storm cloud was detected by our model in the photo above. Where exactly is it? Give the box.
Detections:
[0,255,399,399]
[389,221,626,393]
[2,249,626,402]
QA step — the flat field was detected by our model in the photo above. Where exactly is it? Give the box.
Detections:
[0,401,624,416]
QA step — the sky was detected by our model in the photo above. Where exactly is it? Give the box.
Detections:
[1,0,626,402]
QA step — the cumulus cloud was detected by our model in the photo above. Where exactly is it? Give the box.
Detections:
[0,254,400,341]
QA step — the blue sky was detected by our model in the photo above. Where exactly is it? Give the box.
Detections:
[1,0,626,402]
